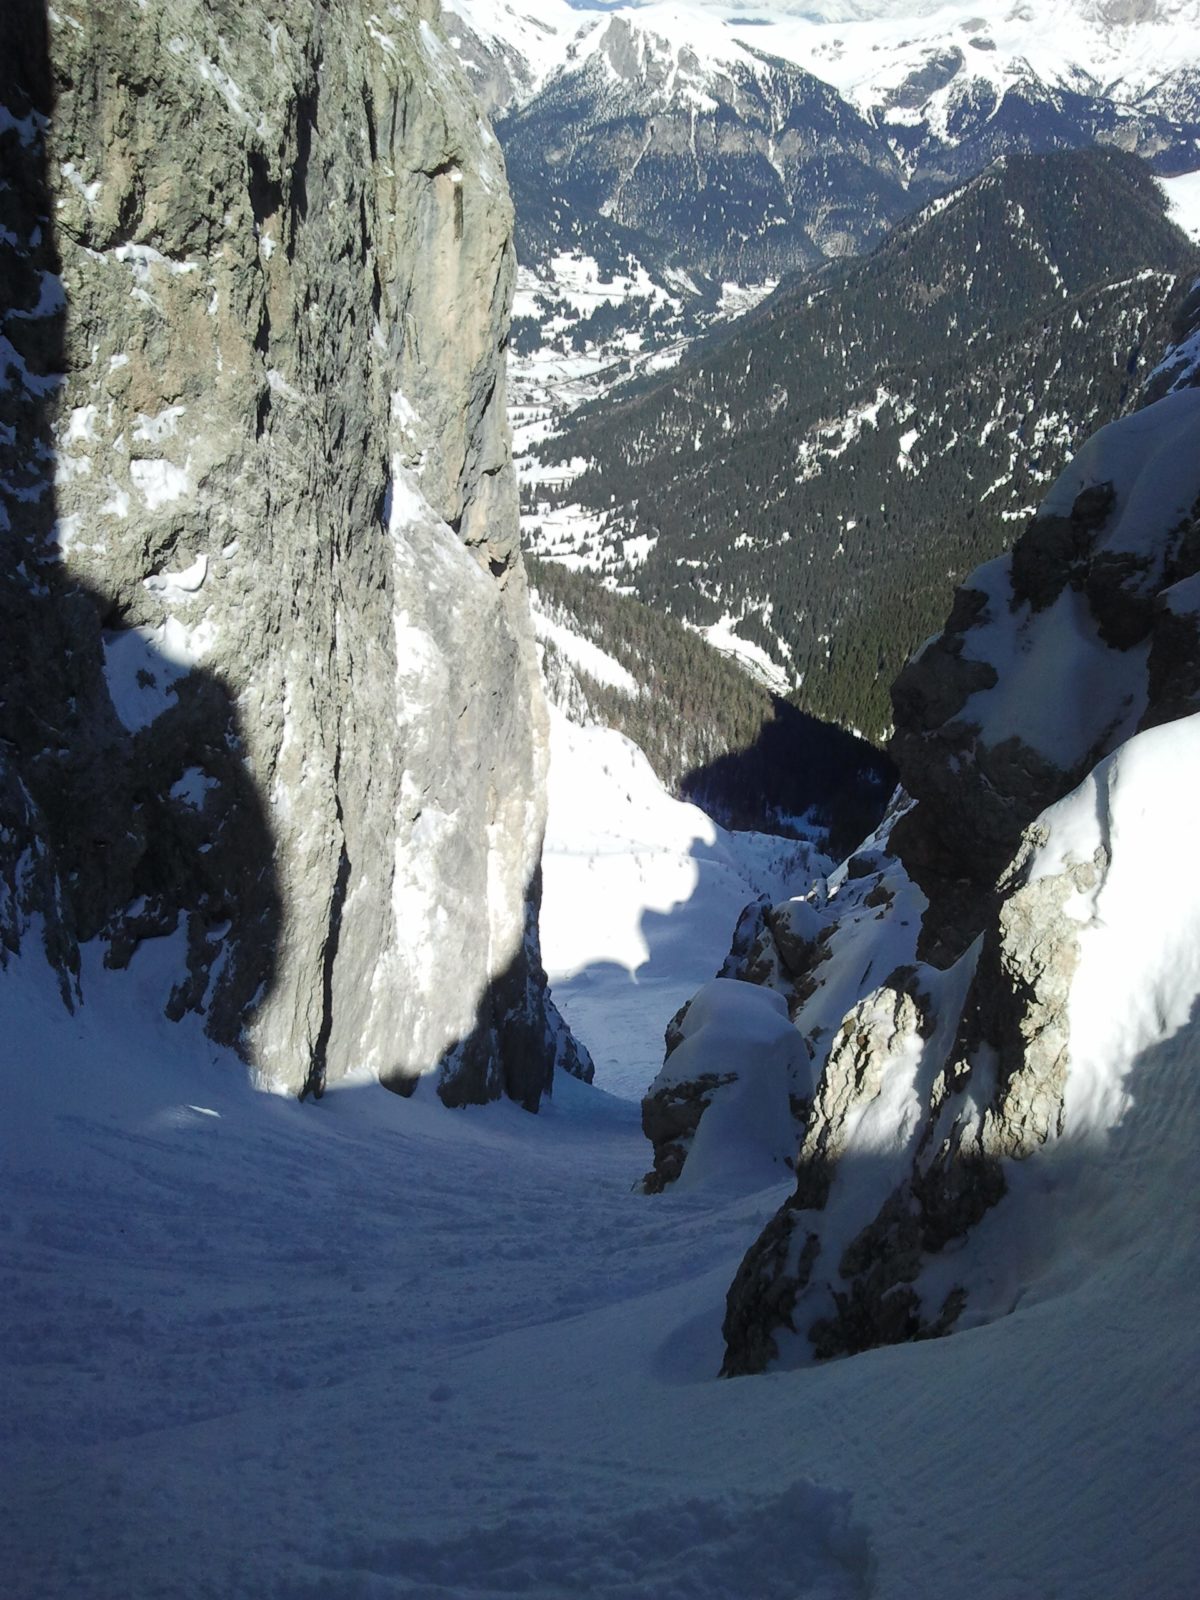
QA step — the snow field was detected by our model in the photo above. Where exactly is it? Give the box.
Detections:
[1,941,865,1599]
[539,706,825,1100]
[1159,168,1200,242]
[5,701,1200,1599]
[6,897,1199,1597]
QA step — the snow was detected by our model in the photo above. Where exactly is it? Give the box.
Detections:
[131,403,186,445]
[658,978,810,1192]
[709,0,1200,119]
[540,707,826,1099]
[130,456,190,509]
[691,613,793,694]
[455,0,1200,132]
[959,390,1200,766]
[520,499,609,570]
[532,604,640,696]
[962,560,1149,765]
[1036,387,1200,556]
[112,241,199,276]
[719,278,778,316]
[441,0,587,95]
[102,616,216,733]
[1027,713,1200,1139]
[1158,169,1200,243]
[144,552,209,603]
[5,823,1199,1596]
[169,766,218,809]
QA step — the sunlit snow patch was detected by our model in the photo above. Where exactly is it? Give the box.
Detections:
[1158,169,1200,243]
[102,616,215,733]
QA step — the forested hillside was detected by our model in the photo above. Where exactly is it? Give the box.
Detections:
[528,559,892,854]
[529,150,1199,737]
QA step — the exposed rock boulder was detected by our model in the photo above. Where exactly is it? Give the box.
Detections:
[0,0,588,1104]
[725,709,1200,1373]
[716,895,828,1013]
[648,796,925,1193]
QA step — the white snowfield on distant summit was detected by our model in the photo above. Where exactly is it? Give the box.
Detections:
[443,0,1200,112]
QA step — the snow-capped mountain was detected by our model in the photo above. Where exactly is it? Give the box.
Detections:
[500,9,910,280]
[439,0,584,114]
[446,0,1200,440]
[447,0,1200,128]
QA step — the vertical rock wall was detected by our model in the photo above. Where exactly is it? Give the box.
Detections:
[0,0,588,1103]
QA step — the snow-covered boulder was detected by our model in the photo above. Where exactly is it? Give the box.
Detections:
[640,979,812,1194]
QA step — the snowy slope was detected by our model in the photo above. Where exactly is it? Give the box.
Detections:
[453,0,1200,126]
[449,0,1200,115]
[4,868,1198,1596]
[540,705,826,1098]
[728,0,1200,115]
[1160,167,1200,240]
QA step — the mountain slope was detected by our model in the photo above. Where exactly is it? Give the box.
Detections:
[530,557,893,848]
[639,288,1200,1379]
[449,1,1200,448]
[529,149,1198,736]
[498,11,912,284]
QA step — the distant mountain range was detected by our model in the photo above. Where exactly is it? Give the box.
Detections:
[443,0,1200,480]
[523,148,1199,736]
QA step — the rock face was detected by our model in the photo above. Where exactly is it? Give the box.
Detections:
[890,384,1200,966]
[711,305,1200,1372]
[0,0,589,1105]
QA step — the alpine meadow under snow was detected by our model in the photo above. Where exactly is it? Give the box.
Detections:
[3,1,1200,1598]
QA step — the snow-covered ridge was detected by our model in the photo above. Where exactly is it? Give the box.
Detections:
[449,0,1200,113]
[684,323,1200,1382]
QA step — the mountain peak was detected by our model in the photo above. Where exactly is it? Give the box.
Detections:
[575,7,776,111]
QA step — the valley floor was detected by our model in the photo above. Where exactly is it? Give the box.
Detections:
[4,925,1198,1598]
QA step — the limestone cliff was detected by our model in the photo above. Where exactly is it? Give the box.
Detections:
[0,0,589,1104]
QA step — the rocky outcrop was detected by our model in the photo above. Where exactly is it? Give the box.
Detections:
[717,329,1200,1373]
[890,381,1200,965]
[643,797,925,1194]
[0,0,588,1104]
[637,894,831,1190]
